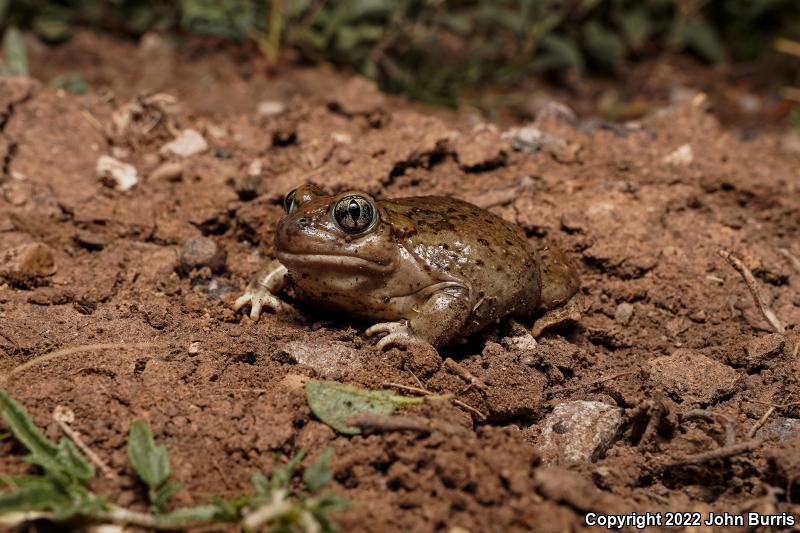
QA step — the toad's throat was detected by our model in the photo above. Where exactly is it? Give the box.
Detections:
[275,250,394,272]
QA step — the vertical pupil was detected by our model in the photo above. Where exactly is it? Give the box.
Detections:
[348,200,361,222]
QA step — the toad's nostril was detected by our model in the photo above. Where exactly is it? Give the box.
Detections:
[296,217,310,228]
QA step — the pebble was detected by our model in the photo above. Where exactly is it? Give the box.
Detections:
[662,144,694,166]
[647,349,738,405]
[96,155,138,191]
[614,302,634,325]
[274,340,365,380]
[160,128,208,157]
[177,237,226,274]
[539,401,624,464]
[1,242,56,277]
[257,100,287,117]
[746,333,785,367]
[502,126,565,154]
[74,229,106,251]
[755,417,800,440]
[149,161,184,182]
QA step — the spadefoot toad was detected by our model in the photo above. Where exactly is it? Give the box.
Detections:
[234,184,580,350]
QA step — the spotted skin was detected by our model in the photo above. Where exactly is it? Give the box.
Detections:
[233,184,580,350]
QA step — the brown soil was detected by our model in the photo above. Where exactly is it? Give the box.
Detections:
[2,32,800,532]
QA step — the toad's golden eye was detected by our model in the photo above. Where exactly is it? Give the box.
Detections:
[333,195,376,233]
[283,188,298,213]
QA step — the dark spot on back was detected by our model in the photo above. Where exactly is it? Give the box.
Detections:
[478,238,489,246]
[505,239,513,246]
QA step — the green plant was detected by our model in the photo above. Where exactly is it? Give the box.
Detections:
[0,387,347,531]
[1,1,799,103]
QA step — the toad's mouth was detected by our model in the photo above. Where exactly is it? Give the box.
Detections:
[275,250,394,272]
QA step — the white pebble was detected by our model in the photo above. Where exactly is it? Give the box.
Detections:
[96,155,138,191]
[160,129,208,158]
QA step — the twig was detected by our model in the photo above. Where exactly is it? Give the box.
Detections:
[444,358,488,392]
[53,405,114,479]
[718,250,785,333]
[382,382,487,420]
[347,412,468,436]
[750,399,800,409]
[668,440,761,467]
[748,406,776,439]
[778,248,800,276]
[681,409,737,447]
[2,342,158,383]
[452,398,487,420]
[241,489,295,531]
[549,370,637,396]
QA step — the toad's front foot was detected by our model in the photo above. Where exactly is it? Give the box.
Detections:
[365,321,432,351]
[232,261,296,320]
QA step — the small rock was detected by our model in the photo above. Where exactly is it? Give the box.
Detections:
[188,341,200,355]
[177,237,226,274]
[539,401,624,464]
[501,330,537,353]
[1,242,56,278]
[614,303,634,325]
[274,340,364,380]
[257,100,286,117]
[647,349,738,405]
[756,417,800,440]
[746,334,785,367]
[502,126,566,154]
[96,155,138,191]
[662,144,693,166]
[328,77,386,116]
[149,161,183,182]
[2,181,30,205]
[534,100,577,126]
[454,124,509,170]
[247,159,263,177]
[74,229,106,251]
[160,129,208,158]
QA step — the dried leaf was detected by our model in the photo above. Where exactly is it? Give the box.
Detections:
[305,380,424,435]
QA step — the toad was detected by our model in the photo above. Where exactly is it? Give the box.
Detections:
[234,184,580,350]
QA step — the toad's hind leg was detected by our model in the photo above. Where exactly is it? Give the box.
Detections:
[366,285,471,350]
[537,243,580,310]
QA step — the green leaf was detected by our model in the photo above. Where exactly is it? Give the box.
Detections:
[127,420,171,490]
[672,18,726,64]
[2,26,28,76]
[537,34,584,71]
[271,450,306,491]
[614,7,653,48]
[0,388,92,484]
[32,16,71,42]
[0,480,72,515]
[582,21,625,72]
[153,481,181,508]
[54,439,94,481]
[304,380,424,435]
[52,72,88,94]
[0,0,8,26]
[303,447,334,493]
[0,476,104,519]
[251,473,269,495]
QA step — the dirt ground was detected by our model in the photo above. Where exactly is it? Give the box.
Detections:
[2,32,800,532]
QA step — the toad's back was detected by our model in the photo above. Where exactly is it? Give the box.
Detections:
[381,196,542,335]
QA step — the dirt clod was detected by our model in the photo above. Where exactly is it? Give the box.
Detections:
[647,350,739,405]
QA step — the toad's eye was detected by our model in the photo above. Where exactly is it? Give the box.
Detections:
[283,188,298,213]
[333,195,376,233]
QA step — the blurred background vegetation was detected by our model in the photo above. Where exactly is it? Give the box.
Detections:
[2,0,800,104]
